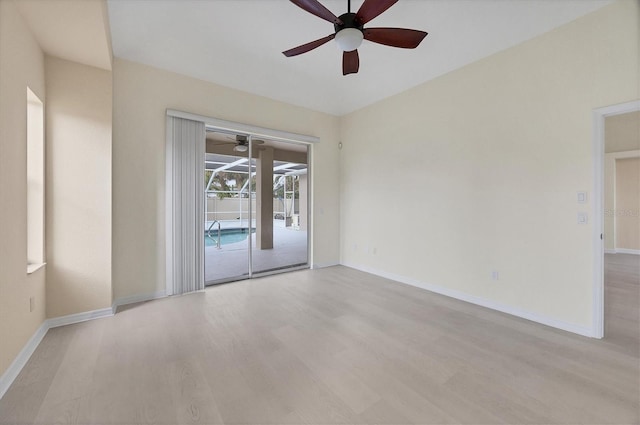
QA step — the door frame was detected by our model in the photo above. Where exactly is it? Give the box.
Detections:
[166,109,318,294]
[591,100,640,339]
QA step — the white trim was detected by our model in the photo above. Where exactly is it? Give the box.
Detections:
[47,307,114,329]
[592,100,640,340]
[26,262,46,275]
[2,309,112,400]
[112,290,167,313]
[0,292,169,401]
[247,136,254,278]
[0,322,48,400]
[311,262,339,269]
[608,150,640,159]
[252,265,310,279]
[166,109,319,145]
[308,144,314,271]
[343,262,595,338]
[165,116,174,296]
[615,248,640,255]
[592,108,605,339]
[604,249,617,254]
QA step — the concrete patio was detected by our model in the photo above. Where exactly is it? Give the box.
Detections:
[204,219,308,283]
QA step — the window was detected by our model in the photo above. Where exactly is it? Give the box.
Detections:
[27,87,44,273]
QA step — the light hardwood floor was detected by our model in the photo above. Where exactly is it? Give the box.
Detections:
[0,258,638,424]
[604,253,640,357]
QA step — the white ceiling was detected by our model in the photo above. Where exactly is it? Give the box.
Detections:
[108,0,612,116]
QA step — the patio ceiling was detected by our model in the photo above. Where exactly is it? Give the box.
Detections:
[205,153,307,176]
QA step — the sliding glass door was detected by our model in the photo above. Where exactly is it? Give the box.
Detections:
[204,130,309,285]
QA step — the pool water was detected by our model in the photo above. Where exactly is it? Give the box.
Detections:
[205,228,254,247]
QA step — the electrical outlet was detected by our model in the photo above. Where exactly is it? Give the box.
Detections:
[372,247,377,255]
[29,296,35,312]
[491,271,499,281]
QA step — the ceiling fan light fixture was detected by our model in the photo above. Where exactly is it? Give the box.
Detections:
[233,144,248,152]
[283,0,428,75]
[335,28,363,52]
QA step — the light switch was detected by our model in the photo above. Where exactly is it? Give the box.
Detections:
[577,191,588,204]
[577,212,588,224]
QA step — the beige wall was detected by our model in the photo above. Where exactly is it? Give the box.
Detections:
[606,111,640,153]
[45,56,113,317]
[112,59,340,300]
[0,0,47,377]
[340,1,639,330]
[604,111,640,251]
[604,150,640,250]
[615,157,640,250]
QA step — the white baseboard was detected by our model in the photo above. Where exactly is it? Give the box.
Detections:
[112,290,167,313]
[1,306,114,399]
[312,262,339,269]
[1,290,169,401]
[614,248,640,255]
[604,249,617,254]
[47,307,114,329]
[342,262,595,338]
[0,322,48,400]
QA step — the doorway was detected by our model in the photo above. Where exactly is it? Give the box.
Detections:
[602,111,639,355]
[204,130,310,285]
[593,101,640,345]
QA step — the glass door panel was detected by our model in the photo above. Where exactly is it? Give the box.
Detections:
[251,139,309,274]
[204,131,252,284]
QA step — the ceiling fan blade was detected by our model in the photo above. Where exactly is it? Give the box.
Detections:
[364,28,428,49]
[343,50,360,76]
[356,0,398,25]
[283,34,335,57]
[290,0,342,24]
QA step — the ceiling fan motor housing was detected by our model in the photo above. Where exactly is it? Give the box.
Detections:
[335,13,364,34]
[335,13,364,52]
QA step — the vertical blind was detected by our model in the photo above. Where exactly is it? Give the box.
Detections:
[166,116,205,295]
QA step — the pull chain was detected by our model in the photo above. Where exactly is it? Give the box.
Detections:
[348,0,351,13]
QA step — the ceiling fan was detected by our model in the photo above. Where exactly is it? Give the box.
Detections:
[211,135,264,153]
[282,0,428,76]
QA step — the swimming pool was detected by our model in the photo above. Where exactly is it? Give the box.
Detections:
[205,228,255,247]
